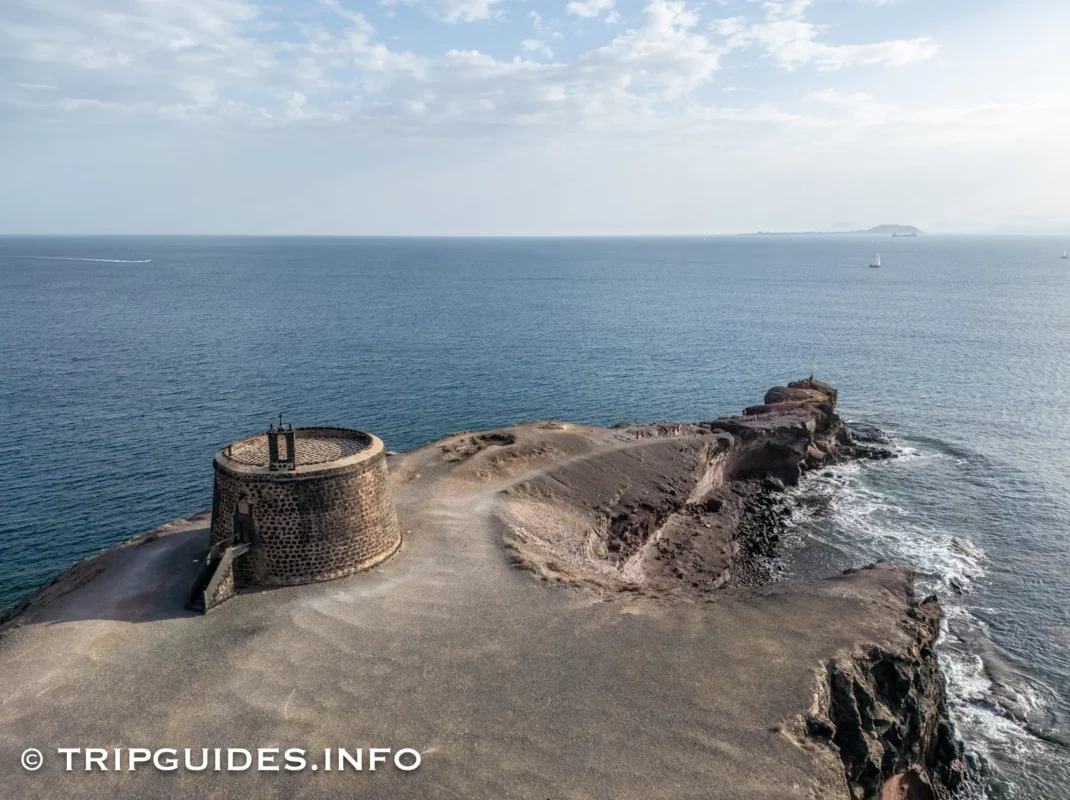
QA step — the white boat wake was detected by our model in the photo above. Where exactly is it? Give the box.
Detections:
[20,256,152,263]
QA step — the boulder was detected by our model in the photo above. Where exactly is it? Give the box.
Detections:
[744,399,821,416]
[787,377,837,404]
[764,386,830,405]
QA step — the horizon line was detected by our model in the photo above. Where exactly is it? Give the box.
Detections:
[1,231,1069,238]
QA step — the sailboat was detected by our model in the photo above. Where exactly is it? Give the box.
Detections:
[1061,248,1068,259]
[869,253,881,268]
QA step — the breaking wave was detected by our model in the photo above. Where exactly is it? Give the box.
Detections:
[781,432,1069,798]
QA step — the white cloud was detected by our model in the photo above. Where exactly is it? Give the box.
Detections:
[56,97,120,110]
[715,0,939,70]
[567,0,615,19]
[442,49,552,77]
[3,0,1069,235]
[179,75,218,105]
[583,1,724,99]
[522,39,554,59]
[0,0,440,124]
[0,0,950,137]
[807,89,874,105]
[380,0,505,23]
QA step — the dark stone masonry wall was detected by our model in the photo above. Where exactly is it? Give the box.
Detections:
[210,445,401,587]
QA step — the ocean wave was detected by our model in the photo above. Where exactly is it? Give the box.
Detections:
[18,256,152,263]
[789,456,986,595]
[786,435,1070,796]
[938,634,1065,800]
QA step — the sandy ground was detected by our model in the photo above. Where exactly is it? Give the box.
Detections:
[0,422,924,799]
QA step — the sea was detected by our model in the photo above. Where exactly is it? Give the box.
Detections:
[0,235,1067,798]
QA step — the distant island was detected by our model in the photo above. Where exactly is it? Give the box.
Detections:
[747,224,924,236]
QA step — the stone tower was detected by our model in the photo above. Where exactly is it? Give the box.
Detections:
[187,421,401,613]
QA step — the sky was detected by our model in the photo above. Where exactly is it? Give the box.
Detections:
[1,0,1068,235]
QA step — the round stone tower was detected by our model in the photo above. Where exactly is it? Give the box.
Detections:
[208,423,401,588]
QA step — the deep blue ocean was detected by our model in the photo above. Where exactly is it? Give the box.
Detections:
[1,235,1067,797]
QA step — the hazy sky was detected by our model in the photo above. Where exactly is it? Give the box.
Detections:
[1,0,1068,234]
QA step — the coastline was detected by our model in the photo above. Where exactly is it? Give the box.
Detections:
[0,380,978,799]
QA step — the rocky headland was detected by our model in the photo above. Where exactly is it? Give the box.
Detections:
[499,377,892,593]
[0,379,974,800]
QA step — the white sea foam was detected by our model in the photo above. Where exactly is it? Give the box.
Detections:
[786,438,1061,793]
[21,256,152,263]
[939,643,1050,762]
[792,459,986,595]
